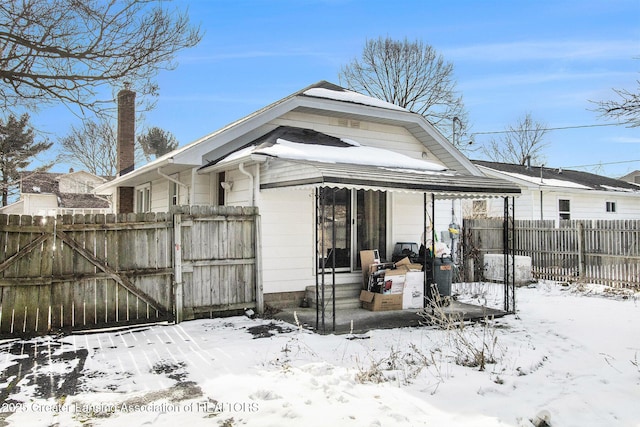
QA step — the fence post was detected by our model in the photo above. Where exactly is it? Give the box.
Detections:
[577,221,585,279]
[173,213,183,323]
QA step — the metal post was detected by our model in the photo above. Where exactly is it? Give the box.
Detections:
[423,193,428,308]
[315,189,320,330]
[503,196,516,313]
[420,193,429,308]
[511,196,516,312]
[503,197,509,312]
[431,192,436,283]
[331,188,336,332]
[320,188,325,333]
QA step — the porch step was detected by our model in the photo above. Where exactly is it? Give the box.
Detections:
[305,283,363,310]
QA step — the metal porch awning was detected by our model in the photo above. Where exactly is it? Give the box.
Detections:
[259,160,521,198]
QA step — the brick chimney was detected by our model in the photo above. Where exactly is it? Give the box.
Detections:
[117,86,135,213]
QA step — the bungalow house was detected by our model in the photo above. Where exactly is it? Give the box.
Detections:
[470,160,640,223]
[0,169,111,216]
[94,81,520,310]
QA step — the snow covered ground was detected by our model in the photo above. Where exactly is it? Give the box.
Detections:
[1,281,639,427]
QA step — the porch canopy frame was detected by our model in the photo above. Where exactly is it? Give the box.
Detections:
[259,159,520,333]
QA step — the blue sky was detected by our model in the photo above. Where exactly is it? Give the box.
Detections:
[36,0,639,177]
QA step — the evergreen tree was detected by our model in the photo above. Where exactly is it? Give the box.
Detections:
[138,127,179,160]
[0,114,53,206]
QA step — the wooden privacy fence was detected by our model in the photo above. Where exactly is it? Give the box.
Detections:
[0,206,259,337]
[464,218,640,288]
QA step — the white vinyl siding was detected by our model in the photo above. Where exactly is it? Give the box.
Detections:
[260,189,316,294]
[273,111,445,167]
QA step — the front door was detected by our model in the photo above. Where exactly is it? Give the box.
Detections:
[318,188,386,272]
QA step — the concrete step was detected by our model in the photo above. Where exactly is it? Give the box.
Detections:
[309,297,363,310]
[305,283,363,310]
[305,283,362,300]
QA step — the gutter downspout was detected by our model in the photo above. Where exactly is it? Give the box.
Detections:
[157,168,190,205]
[239,162,254,206]
[239,162,262,315]
[191,168,197,206]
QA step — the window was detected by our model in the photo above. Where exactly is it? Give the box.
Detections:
[558,199,571,220]
[472,200,487,218]
[606,201,616,213]
[136,184,151,213]
[317,188,387,271]
[217,172,226,206]
[170,181,179,206]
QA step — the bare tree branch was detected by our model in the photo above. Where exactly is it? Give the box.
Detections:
[0,0,202,114]
[481,113,549,165]
[57,116,146,177]
[339,37,468,144]
[593,79,640,127]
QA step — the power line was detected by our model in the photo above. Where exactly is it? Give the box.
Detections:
[471,122,622,136]
[560,159,640,169]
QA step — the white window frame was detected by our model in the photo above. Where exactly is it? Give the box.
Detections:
[606,201,617,213]
[558,198,571,221]
[169,178,179,207]
[135,183,151,213]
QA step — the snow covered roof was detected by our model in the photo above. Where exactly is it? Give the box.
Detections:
[302,87,407,112]
[208,126,445,171]
[95,81,482,194]
[474,160,640,193]
[205,127,520,198]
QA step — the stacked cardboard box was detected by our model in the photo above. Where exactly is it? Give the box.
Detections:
[359,251,424,312]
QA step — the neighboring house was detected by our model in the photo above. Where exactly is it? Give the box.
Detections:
[0,169,112,216]
[620,170,640,185]
[470,160,640,223]
[95,81,520,307]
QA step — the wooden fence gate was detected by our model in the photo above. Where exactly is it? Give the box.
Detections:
[174,206,258,321]
[0,206,259,337]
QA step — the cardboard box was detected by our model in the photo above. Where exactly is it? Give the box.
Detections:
[385,275,405,294]
[395,256,411,266]
[403,272,425,309]
[360,250,380,287]
[360,290,403,311]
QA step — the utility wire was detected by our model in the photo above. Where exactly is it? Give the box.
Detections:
[471,122,622,136]
[560,159,640,169]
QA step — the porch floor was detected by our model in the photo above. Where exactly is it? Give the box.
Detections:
[271,301,508,335]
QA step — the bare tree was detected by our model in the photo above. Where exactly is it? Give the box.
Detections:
[339,37,468,144]
[594,73,640,127]
[481,113,548,165]
[58,116,147,177]
[138,126,179,161]
[0,0,202,114]
[58,118,118,177]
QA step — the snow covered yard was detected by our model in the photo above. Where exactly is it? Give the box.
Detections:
[1,281,639,427]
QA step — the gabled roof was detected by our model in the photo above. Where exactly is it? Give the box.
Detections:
[21,172,62,194]
[95,81,483,193]
[473,160,640,193]
[202,126,447,172]
[19,171,111,209]
[57,193,110,209]
[619,170,640,184]
[202,126,521,198]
